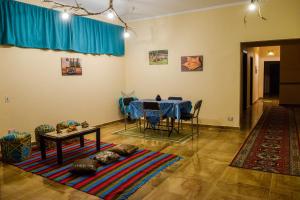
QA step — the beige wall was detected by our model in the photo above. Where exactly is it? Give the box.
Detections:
[0,0,126,138]
[0,46,125,138]
[125,0,300,127]
[1,0,300,135]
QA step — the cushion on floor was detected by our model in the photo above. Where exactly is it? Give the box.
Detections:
[70,158,97,174]
[109,144,138,156]
[94,150,120,164]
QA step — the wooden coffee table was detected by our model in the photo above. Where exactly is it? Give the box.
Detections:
[40,126,100,164]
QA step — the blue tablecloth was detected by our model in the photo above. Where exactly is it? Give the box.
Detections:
[128,99,192,123]
[119,97,138,114]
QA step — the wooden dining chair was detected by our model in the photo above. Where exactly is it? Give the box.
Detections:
[168,96,183,100]
[179,100,203,139]
[142,101,167,137]
[123,97,135,130]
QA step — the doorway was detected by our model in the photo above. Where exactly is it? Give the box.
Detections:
[249,57,253,105]
[242,52,248,110]
[264,61,280,98]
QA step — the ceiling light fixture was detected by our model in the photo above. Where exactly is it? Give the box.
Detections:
[248,2,256,11]
[42,0,130,38]
[123,30,130,39]
[61,10,70,21]
[267,51,275,56]
[244,0,267,24]
[106,9,115,19]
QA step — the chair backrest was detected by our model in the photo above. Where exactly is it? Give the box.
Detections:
[168,96,183,101]
[193,100,203,117]
[123,97,135,106]
[143,102,160,111]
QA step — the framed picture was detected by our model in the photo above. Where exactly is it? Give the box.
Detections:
[61,58,82,76]
[181,55,203,72]
[149,50,168,65]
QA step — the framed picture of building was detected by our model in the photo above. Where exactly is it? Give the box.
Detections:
[61,58,82,76]
[149,50,168,65]
[181,55,203,72]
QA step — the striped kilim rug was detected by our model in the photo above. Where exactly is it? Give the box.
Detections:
[13,140,181,200]
[230,106,300,176]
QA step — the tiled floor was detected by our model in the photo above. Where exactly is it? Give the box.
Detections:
[1,100,300,200]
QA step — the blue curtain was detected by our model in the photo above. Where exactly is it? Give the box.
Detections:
[0,0,125,56]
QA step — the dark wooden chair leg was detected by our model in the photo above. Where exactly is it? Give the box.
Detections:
[197,118,199,136]
[124,113,127,130]
[181,120,183,130]
[191,118,194,140]
[139,118,142,132]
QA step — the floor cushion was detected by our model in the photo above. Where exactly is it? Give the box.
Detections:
[94,151,120,164]
[70,158,97,175]
[109,144,138,156]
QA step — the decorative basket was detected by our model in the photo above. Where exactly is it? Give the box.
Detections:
[0,132,32,163]
[35,124,56,149]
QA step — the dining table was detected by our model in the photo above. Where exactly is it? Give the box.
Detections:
[127,99,192,134]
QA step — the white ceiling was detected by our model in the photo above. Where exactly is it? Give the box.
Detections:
[55,0,248,21]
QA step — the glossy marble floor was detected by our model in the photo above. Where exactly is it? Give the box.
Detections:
[1,100,300,200]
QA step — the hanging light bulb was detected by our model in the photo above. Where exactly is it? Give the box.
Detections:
[248,0,257,11]
[267,51,275,56]
[106,10,115,19]
[123,30,130,39]
[61,10,70,21]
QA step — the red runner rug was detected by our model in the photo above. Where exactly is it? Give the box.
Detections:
[230,106,300,176]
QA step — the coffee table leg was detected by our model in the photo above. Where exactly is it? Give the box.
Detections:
[56,141,63,164]
[80,135,84,147]
[96,128,100,151]
[40,136,46,160]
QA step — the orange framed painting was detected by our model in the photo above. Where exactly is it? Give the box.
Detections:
[61,58,82,76]
[181,55,203,72]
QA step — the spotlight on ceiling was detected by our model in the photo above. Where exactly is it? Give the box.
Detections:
[61,11,70,21]
[106,10,115,19]
[248,2,257,11]
[267,51,275,56]
[123,30,130,39]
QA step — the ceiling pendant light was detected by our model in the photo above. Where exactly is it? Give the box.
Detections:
[123,30,130,39]
[61,10,70,21]
[106,9,115,19]
[267,51,275,56]
[248,0,256,11]
[244,0,267,24]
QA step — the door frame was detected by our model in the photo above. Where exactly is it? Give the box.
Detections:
[242,51,248,110]
[249,57,254,105]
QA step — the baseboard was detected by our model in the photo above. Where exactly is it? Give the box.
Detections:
[98,118,240,131]
[197,124,240,131]
[95,119,124,128]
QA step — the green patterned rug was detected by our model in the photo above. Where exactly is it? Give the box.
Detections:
[113,126,193,143]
